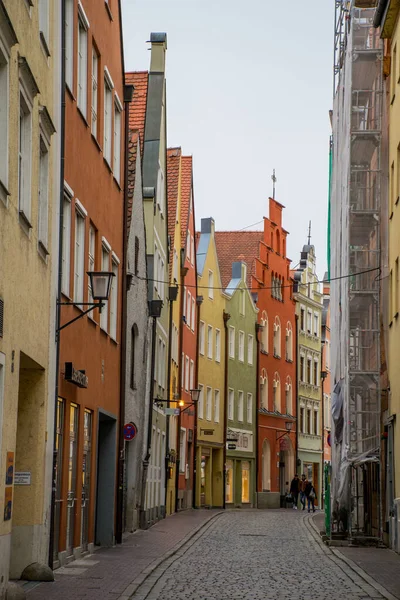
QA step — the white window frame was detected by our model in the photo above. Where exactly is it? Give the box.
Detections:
[191,235,194,265]
[100,241,110,331]
[0,39,10,204]
[247,334,253,365]
[199,321,205,355]
[191,297,195,332]
[206,387,212,421]
[74,204,86,303]
[113,94,122,182]
[110,257,118,340]
[65,0,74,90]
[214,389,220,423]
[307,310,312,334]
[181,352,185,390]
[88,223,95,307]
[187,291,191,329]
[238,390,244,422]
[247,393,252,424]
[38,0,50,53]
[104,68,113,165]
[238,331,245,362]
[18,86,33,225]
[229,326,235,359]
[179,428,186,473]
[228,389,234,421]
[198,384,204,419]
[208,270,214,299]
[185,356,190,391]
[189,359,194,391]
[314,312,319,337]
[157,162,165,214]
[215,329,221,363]
[77,7,89,118]
[62,189,72,296]
[91,46,99,137]
[207,325,213,359]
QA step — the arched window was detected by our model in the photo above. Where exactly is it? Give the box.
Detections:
[276,229,280,254]
[285,322,293,361]
[273,372,281,412]
[273,316,281,357]
[262,439,271,491]
[285,376,293,415]
[260,369,268,409]
[130,324,139,389]
[261,311,268,353]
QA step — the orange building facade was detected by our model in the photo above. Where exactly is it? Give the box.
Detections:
[53,0,125,565]
[252,198,297,508]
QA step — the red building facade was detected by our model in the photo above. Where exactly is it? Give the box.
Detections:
[252,198,297,508]
[54,0,125,565]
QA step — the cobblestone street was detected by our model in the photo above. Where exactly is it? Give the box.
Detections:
[135,511,397,600]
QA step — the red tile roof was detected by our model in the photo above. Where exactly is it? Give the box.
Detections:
[180,156,193,248]
[127,131,140,235]
[167,147,181,280]
[125,71,148,159]
[215,231,263,289]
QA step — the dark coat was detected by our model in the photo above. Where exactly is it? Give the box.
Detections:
[290,477,300,494]
[305,482,315,497]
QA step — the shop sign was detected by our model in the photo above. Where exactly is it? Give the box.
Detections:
[5,452,14,485]
[227,443,236,450]
[227,430,253,452]
[64,362,88,388]
[165,408,180,416]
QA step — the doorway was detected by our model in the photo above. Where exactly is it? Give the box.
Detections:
[53,398,65,561]
[66,403,79,556]
[95,411,116,546]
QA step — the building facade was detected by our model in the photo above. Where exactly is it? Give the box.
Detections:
[196,218,225,508]
[0,0,61,591]
[55,0,125,564]
[293,244,323,506]
[321,275,331,466]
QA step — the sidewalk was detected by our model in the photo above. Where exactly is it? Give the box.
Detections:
[23,509,222,600]
[313,513,400,599]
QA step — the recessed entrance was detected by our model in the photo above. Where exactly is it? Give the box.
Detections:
[95,410,116,546]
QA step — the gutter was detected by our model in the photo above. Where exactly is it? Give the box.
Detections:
[373,0,389,27]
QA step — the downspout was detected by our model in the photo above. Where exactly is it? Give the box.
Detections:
[192,294,202,508]
[115,84,134,544]
[165,287,176,510]
[223,310,230,510]
[48,0,66,569]
[255,322,262,508]
[295,314,299,473]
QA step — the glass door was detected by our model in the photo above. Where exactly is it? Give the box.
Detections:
[225,460,233,503]
[81,409,92,551]
[66,403,79,556]
[53,398,64,562]
[241,461,250,503]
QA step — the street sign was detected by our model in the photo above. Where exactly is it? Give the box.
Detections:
[165,408,180,416]
[123,422,137,441]
[228,443,236,450]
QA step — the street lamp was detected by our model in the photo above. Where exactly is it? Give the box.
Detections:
[57,271,115,333]
[276,420,294,441]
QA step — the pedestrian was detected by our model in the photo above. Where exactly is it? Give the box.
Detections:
[305,479,316,513]
[290,474,300,510]
[299,474,307,510]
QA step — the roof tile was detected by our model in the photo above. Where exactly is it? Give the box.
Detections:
[125,71,149,159]
[215,231,263,289]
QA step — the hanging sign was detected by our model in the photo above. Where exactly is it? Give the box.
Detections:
[123,422,138,441]
[64,363,88,388]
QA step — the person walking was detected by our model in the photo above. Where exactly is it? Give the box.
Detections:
[299,474,307,510]
[305,479,316,513]
[290,474,300,510]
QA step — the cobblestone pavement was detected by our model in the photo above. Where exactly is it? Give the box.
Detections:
[134,510,394,600]
[25,510,222,600]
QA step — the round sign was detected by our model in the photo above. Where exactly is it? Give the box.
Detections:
[124,422,137,441]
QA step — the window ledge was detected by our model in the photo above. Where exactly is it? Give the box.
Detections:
[395,312,399,320]
[0,180,10,208]
[110,336,118,345]
[113,175,121,190]
[100,326,109,336]
[77,107,89,128]
[103,157,113,173]
[91,133,102,152]
[40,32,51,58]
[260,349,268,356]
[66,84,75,101]
[38,241,50,263]
[105,1,113,20]
[19,210,32,231]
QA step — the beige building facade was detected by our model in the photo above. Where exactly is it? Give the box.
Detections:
[0,0,61,594]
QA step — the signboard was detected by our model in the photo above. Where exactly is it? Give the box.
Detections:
[123,422,137,441]
[201,429,214,436]
[226,429,253,452]
[227,443,236,450]
[165,408,180,416]
[14,472,31,485]
[64,362,88,388]
[280,437,291,451]
[327,432,331,447]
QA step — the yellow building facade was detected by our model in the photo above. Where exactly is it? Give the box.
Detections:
[196,218,226,508]
[0,0,61,592]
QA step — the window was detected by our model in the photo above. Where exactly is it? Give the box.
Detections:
[0,40,10,201]
[104,70,113,164]
[285,324,293,361]
[182,285,186,320]
[206,387,212,421]
[306,409,311,434]
[38,0,49,52]
[273,317,281,357]
[187,291,191,328]
[74,209,85,303]
[77,8,89,118]
[186,231,191,262]
[191,236,194,264]
[260,371,268,409]
[273,373,281,412]
[181,352,185,390]
[215,329,221,362]
[199,321,205,355]
[228,389,234,420]
[314,361,319,387]
[214,389,220,423]
[18,91,32,223]
[62,192,72,295]
[238,391,244,422]
[185,356,189,391]
[38,136,49,251]
[179,429,186,473]
[392,44,397,102]
[229,326,235,358]
[207,325,213,359]
[239,331,244,362]
[396,257,399,316]
[307,358,312,384]
[191,298,195,331]
[300,307,305,331]
[314,313,319,337]
[198,384,204,419]
[110,258,118,339]
[240,289,245,315]
[88,224,96,305]
[300,407,304,433]
[261,312,268,352]
[91,47,99,137]
[314,411,318,436]
[247,393,252,424]
[300,356,305,382]
[100,243,110,331]
[285,378,292,415]
[307,310,312,333]
[247,334,254,365]
[156,163,164,214]
[113,96,122,182]
[208,270,214,299]
[65,0,74,89]
[189,360,194,391]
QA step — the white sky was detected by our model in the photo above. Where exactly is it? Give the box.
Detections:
[121,0,334,277]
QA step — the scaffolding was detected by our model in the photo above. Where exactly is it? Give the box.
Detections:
[331,2,383,540]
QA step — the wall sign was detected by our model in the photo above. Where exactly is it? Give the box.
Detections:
[65,362,88,388]
[14,472,31,485]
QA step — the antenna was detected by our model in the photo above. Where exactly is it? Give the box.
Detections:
[307,221,312,245]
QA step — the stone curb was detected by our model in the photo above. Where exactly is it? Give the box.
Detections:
[306,513,399,600]
[117,511,224,600]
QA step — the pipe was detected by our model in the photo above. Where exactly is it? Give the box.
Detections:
[165,291,173,511]
[222,311,230,509]
[48,0,66,569]
[373,0,389,28]
[192,295,202,508]
[255,322,261,507]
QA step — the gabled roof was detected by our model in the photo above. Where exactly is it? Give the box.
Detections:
[167,147,181,279]
[127,131,140,235]
[214,231,263,289]
[180,156,193,247]
[125,71,149,159]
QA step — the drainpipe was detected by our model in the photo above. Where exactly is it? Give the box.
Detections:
[192,295,203,508]
[255,322,262,508]
[223,311,230,509]
[166,286,177,511]
[295,314,299,473]
[48,0,66,569]
[115,83,134,545]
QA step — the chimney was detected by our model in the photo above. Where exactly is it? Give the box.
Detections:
[150,32,167,73]
[232,261,247,282]
[201,217,215,235]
